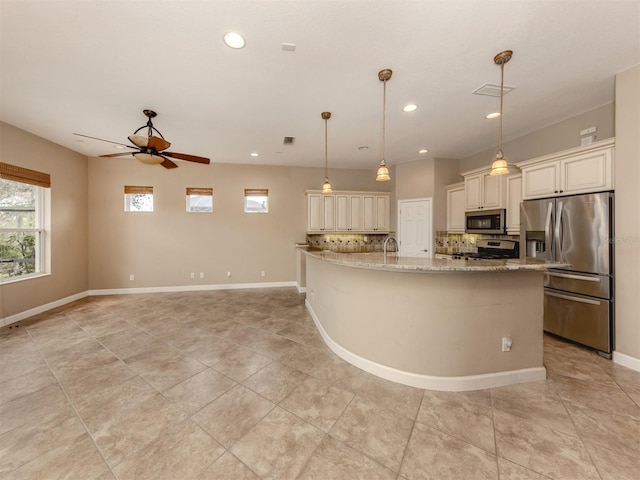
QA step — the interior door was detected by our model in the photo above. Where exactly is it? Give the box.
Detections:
[398,199,432,258]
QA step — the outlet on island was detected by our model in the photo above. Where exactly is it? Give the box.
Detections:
[227,271,232,278]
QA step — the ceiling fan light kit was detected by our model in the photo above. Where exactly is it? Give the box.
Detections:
[73,110,210,169]
[490,50,513,176]
[376,68,392,182]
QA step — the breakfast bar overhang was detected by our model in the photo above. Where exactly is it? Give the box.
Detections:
[303,250,566,391]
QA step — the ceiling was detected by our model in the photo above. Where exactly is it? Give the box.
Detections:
[1,1,638,171]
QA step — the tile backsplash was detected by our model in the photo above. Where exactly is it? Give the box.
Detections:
[435,231,519,255]
[306,233,391,252]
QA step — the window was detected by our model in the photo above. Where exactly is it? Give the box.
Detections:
[0,162,50,280]
[124,185,153,212]
[186,187,213,213]
[244,188,269,213]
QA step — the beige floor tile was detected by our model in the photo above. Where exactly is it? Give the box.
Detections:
[77,315,132,338]
[242,361,309,403]
[230,407,325,479]
[2,433,110,480]
[564,400,640,458]
[192,384,274,448]
[112,419,225,480]
[418,389,496,453]
[299,435,396,479]
[551,373,640,420]
[357,372,425,419]
[276,322,326,348]
[330,395,414,472]
[584,441,640,480]
[162,367,237,414]
[497,457,550,479]
[494,409,600,480]
[400,421,499,480]
[153,324,220,353]
[0,365,57,406]
[124,347,207,391]
[281,376,355,432]
[98,326,166,360]
[211,346,272,382]
[0,410,84,474]
[194,451,260,479]
[491,380,577,436]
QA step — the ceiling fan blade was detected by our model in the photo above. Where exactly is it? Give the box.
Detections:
[74,133,134,149]
[148,136,171,151]
[163,151,210,164]
[99,152,135,158]
[159,156,178,169]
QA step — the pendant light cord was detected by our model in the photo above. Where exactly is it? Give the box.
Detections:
[498,61,504,155]
[324,117,329,179]
[381,78,387,165]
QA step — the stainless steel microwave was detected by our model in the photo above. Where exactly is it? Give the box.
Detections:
[465,209,506,234]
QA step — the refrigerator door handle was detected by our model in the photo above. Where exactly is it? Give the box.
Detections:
[545,290,601,306]
[547,272,601,282]
[544,201,553,259]
[555,201,564,262]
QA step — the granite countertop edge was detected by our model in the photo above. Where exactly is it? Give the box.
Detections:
[302,249,568,273]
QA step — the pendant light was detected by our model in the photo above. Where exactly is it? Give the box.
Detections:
[490,50,513,176]
[321,111,333,194]
[376,69,392,182]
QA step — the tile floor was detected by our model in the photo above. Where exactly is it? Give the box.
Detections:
[1,288,638,480]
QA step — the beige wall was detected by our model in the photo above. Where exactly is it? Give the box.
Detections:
[459,103,615,171]
[0,122,89,318]
[614,65,640,360]
[394,158,460,232]
[88,157,387,289]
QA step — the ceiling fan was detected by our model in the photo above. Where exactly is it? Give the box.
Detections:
[74,110,210,169]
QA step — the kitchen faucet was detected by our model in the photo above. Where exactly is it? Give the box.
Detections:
[383,235,398,256]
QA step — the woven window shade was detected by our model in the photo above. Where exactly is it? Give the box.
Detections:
[186,187,213,196]
[244,188,268,196]
[0,162,51,188]
[124,185,153,194]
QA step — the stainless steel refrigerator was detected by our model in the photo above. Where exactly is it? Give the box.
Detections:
[520,192,614,357]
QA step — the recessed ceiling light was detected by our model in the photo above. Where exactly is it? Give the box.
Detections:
[403,104,418,112]
[485,112,501,119]
[250,152,259,157]
[223,32,246,49]
[418,149,428,154]
[358,146,369,151]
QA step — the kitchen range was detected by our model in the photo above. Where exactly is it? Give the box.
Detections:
[451,239,519,260]
[521,192,614,357]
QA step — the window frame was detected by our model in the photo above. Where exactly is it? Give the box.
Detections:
[244,188,269,214]
[124,185,154,212]
[186,187,213,213]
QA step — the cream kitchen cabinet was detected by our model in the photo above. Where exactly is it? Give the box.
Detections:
[307,193,336,232]
[363,194,390,232]
[462,168,505,211]
[506,174,522,235]
[336,194,364,232]
[307,191,389,233]
[517,139,614,200]
[446,183,465,233]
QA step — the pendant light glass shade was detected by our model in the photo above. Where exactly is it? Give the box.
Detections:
[489,50,513,176]
[321,112,333,193]
[133,152,163,164]
[376,69,393,182]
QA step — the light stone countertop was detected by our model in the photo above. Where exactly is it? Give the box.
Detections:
[302,249,568,273]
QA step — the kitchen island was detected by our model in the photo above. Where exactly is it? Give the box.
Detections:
[303,249,565,391]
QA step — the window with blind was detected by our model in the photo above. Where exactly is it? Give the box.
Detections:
[124,185,154,212]
[244,188,269,213]
[0,162,50,280]
[186,187,213,213]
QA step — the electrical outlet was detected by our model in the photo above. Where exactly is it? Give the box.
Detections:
[129,274,135,281]
[227,271,232,278]
[580,126,597,136]
[502,336,513,352]
[190,272,195,279]
[200,272,204,279]
[260,271,266,277]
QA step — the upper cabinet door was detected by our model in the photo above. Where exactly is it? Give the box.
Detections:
[561,148,613,195]
[375,196,389,232]
[307,193,335,232]
[307,191,389,233]
[482,174,503,209]
[446,183,465,233]
[522,162,560,199]
[335,194,350,231]
[506,175,522,235]
[464,174,482,210]
[349,195,364,231]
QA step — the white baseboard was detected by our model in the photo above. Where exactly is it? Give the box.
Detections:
[1,291,88,327]
[88,281,298,296]
[1,281,298,326]
[613,351,640,372]
[305,299,547,392]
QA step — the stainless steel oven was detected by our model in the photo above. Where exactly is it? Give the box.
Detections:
[465,209,506,234]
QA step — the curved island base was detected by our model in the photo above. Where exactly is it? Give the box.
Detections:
[305,253,549,391]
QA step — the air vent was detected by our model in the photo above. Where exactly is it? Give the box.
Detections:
[281,43,296,52]
[283,136,295,145]
[472,83,515,97]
